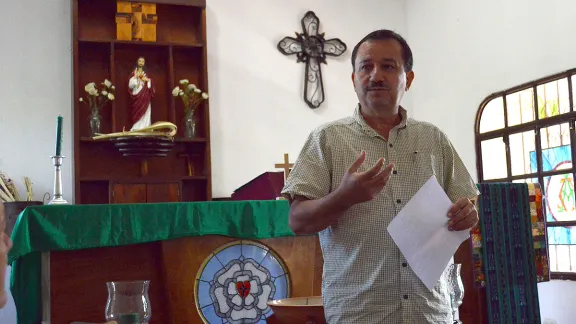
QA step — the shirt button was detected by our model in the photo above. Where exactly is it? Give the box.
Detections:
[396,199,402,204]
[403,295,409,299]
[402,262,407,267]
[389,143,393,148]
[393,170,398,175]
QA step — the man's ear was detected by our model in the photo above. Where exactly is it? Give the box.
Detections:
[405,71,415,91]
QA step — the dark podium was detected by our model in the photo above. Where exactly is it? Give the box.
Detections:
[231,171,286,200]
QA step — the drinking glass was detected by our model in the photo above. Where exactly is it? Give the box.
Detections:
[105,280,151,324]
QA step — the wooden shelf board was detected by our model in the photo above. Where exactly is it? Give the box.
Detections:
[79,178,110,182]
[182,176,208,180]
[78,38,204,48]
[173,138,207,143]
[128,0,206,7]
[80,137,207,143]
[80,137,107,142]
[79,176,207,182]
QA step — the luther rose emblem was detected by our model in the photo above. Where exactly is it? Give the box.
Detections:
[195,240,290,323]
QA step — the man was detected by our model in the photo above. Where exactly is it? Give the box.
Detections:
[281,29,480,323]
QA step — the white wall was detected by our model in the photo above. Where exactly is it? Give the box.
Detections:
[406,0,576,323]
[207,0,408,197]
[0,1,73,204]
[0,1,73,321]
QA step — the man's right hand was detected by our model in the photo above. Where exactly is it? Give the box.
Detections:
[336,150,394,205]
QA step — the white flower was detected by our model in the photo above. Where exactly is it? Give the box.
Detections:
[179,90,184,96]
[111,85,115,90]
[102,90,108,96]
[188,84,196,90]
[194,88,201,93]
[88,88,98,96]
[79,98,83,102]
[179,79,189,84]
[209,259,274,322]
[202,93,209,99]
[107,93,115,100]
[104,79,112,88]
[172,86,180,97]
[84,82,96,92]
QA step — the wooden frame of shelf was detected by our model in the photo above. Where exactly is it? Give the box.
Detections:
[72,0,211,204]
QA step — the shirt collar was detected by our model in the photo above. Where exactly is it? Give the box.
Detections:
[353,104,409,137]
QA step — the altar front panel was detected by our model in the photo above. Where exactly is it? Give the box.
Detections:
[47,235,322,324]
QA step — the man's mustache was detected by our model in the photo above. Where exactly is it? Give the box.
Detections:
[366,83,390,91]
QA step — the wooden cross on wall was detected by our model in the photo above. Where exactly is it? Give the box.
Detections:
[275,153,294,181]
[277,11,347,109]
[116,1,158,42]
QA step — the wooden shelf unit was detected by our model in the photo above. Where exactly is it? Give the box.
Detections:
[72,0,211,205]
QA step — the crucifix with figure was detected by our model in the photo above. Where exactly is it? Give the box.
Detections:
[277,11,347,109]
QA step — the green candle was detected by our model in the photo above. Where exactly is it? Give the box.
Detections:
[55,115,63,156]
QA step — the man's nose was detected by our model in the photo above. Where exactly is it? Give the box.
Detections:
[369,66,386,82]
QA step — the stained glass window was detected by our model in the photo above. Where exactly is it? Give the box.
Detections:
[476,72,576,278]
[195,240,290,323]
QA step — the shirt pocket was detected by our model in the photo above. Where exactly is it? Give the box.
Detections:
[411,152,440,186]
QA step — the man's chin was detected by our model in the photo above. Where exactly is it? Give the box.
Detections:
[366,100,393,109]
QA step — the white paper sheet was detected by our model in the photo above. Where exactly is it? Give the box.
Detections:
[387,175,470,290]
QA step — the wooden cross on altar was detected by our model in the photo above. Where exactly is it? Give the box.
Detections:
[275,153,294,181]
[277,11,347,109]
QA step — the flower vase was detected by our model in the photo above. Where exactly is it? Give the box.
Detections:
[89,110,102,136]
[184,111,197,139]
[105,280,151,324]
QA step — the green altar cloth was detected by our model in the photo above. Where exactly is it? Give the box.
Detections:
[7,200,293,324]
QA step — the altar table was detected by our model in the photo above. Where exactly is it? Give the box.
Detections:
[8,201,323,324]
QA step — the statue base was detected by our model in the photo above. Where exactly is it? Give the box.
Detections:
[111,136,175,157]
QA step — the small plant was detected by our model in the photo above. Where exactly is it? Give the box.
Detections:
[79,79,116,113]
[172,79,209,118]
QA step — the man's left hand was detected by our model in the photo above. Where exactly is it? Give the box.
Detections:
[447,197,478,231]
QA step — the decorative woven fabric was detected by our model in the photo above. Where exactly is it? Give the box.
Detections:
[471,183,550,287]
[527,183,550,282]
[473,183,543,324]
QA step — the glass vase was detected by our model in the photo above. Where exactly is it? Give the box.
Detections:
[89,110,102,136]
[105,280,151,324]
[448,263,464,324]
[184,111,197,139]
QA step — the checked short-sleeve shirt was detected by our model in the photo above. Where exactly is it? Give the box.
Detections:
[281,105,480,324]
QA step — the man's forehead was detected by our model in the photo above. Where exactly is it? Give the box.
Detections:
[358,39,401,53]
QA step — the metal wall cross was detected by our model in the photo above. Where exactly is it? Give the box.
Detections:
[277,11,347,109]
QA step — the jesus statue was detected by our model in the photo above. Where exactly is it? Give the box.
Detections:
[129,56,155,131]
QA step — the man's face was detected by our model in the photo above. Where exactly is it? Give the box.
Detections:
[138,58,145,67]
[351,39,414,112]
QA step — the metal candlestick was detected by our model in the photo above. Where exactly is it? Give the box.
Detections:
[48,156,69,205]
